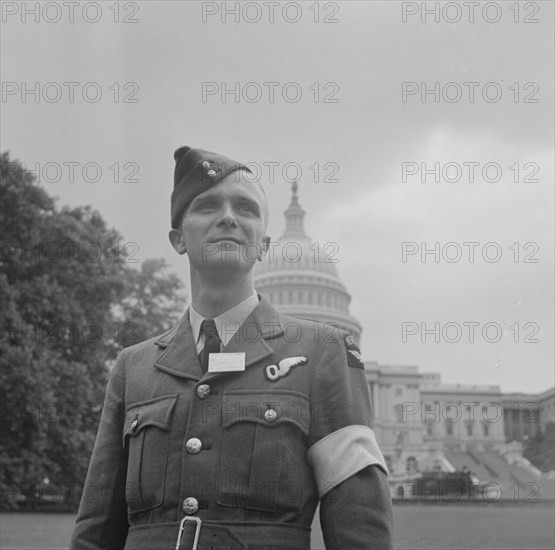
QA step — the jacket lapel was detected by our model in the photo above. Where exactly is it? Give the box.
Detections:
[153,310,204,381]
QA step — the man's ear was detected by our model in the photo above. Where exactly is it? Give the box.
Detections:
[169,229,187,255]
[258,235,271,260]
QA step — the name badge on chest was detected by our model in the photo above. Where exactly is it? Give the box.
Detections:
[208,352,246,373]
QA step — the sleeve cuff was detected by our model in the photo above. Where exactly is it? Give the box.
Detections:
[307,425,389,498]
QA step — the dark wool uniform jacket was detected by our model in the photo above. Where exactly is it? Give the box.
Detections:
[70,296,393,550]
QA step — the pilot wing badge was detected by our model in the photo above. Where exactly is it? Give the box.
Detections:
[265,356,308,381]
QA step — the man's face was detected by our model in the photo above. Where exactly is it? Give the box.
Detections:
[170,171,270,272]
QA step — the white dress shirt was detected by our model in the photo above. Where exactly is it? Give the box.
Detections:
[189,291,259,354]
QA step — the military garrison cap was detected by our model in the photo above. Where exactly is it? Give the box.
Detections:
[171,146,252,228]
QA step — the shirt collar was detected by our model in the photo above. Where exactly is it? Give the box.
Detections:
[189,291,259,348]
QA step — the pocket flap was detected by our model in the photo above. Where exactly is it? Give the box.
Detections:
[123,394,178,441]
[221,390,309,435]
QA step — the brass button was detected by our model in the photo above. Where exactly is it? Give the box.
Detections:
[196,384,211,399]
[264,409,277,423]
[130,419,138,432]
[182,497,199,514]
[202,160,211,169]
[186,437,202,454]
[207,169,216,177]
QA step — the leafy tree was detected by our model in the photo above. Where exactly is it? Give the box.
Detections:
[115,258,186,348]
[523,421,555,473]
[0,152,186,509]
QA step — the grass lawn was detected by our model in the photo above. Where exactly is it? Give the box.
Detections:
[1,503,554,549]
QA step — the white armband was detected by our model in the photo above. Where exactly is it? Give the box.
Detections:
[307,425,389,498]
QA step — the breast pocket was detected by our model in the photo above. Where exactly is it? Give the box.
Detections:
[217,390,310,513]
[123,394,178,514]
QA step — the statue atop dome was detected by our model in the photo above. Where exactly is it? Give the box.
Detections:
[281,181,308,240]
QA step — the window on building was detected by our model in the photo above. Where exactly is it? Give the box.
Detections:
[395,388,403,397]
[426,421,434,436]
[446,423,454,436]
[466,422,473,436]
[394,404,403,423]
[482,421,490,437]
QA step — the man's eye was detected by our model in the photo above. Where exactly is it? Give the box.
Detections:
[199,202,216,210]
[238,203,254,213]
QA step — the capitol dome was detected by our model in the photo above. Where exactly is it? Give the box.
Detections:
[254,182,362,343]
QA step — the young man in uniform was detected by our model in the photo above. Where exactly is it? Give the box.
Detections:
[70,146,393,550]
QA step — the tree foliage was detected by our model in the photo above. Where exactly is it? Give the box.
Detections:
[0,152,186,509]
[115,258,185,348]
[523,421,555,473]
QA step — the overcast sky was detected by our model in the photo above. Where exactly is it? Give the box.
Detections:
[2,1,553,393]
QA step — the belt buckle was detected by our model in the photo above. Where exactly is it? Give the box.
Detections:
[175,516,202,550]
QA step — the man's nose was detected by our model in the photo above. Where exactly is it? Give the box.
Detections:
[216,204,238,228]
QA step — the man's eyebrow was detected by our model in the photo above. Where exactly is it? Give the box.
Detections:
[234,195,260,207]
[235,196,264,216]
[190,192,219,205]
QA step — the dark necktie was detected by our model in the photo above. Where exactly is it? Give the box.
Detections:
[199,319,221,372]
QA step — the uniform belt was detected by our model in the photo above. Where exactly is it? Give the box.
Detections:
[125,520,311,550]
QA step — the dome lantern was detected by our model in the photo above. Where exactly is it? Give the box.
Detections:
[282,181,308,240]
